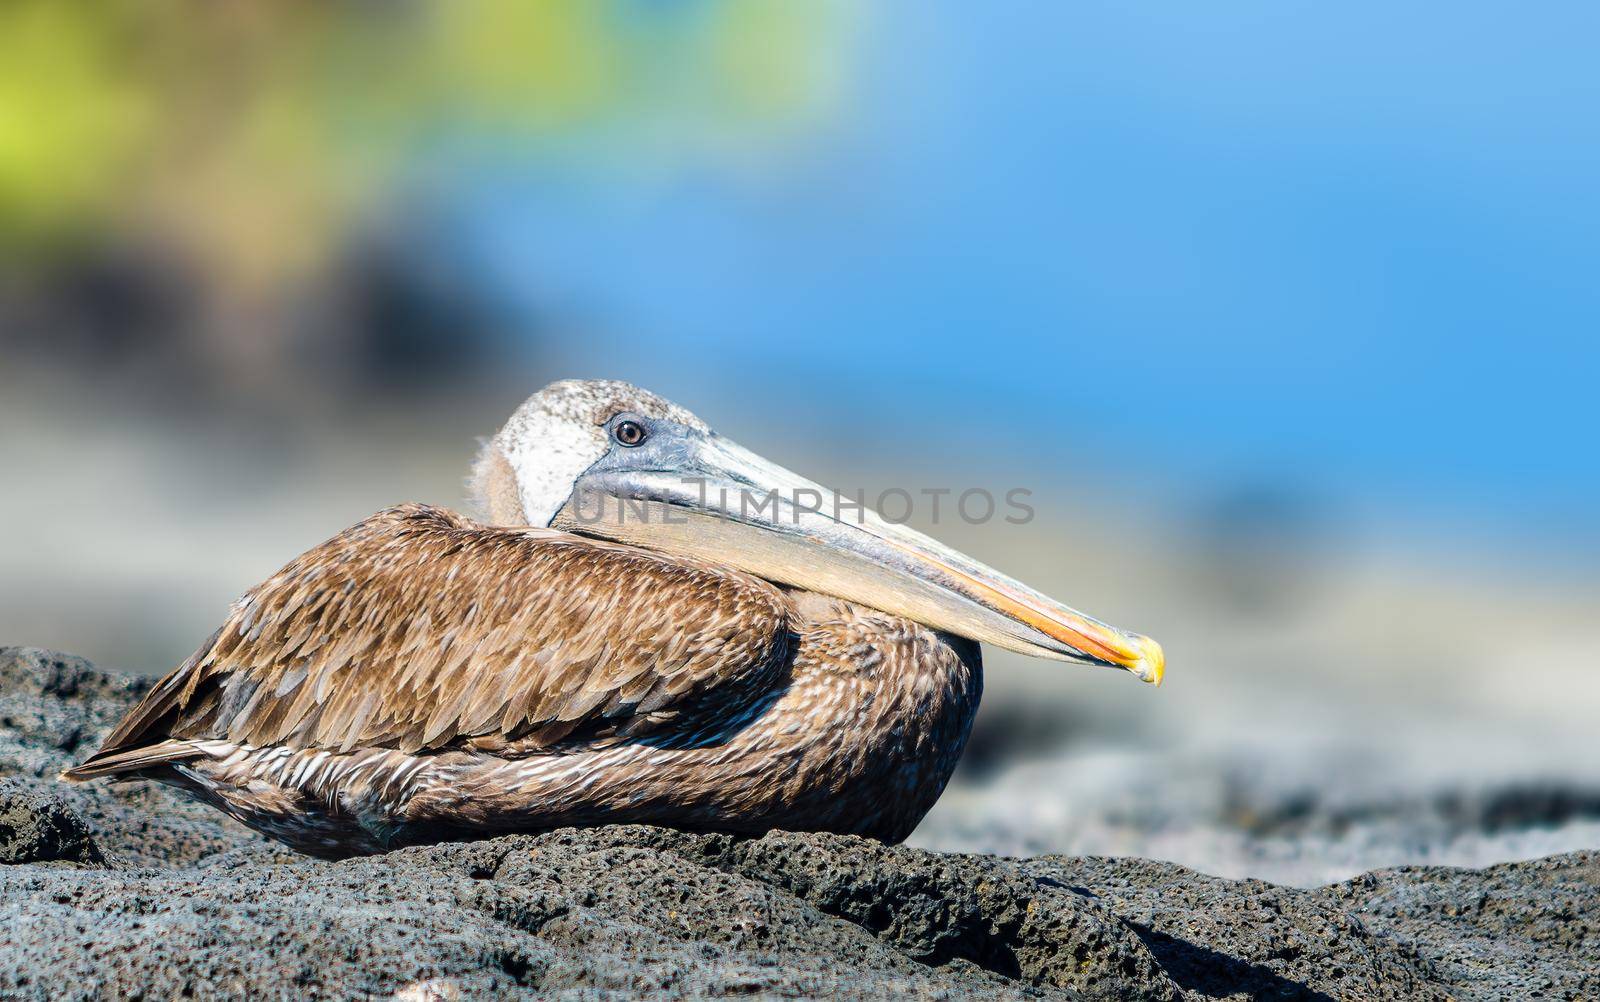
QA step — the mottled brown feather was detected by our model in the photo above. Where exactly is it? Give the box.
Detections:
[75,504,791,769]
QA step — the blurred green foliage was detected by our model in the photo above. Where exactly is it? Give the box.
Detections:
[0,2,154,244]
[0,0,840,283]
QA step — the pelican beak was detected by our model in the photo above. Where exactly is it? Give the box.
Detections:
[554,435,1165,685]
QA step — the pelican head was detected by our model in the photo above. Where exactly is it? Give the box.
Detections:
[472,379,1164,684]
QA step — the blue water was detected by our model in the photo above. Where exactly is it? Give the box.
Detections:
[424,1,1600,545]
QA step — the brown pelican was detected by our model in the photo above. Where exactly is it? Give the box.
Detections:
[65,380,1163,857]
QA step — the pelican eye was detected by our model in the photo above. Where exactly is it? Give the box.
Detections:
[613,420,648,447]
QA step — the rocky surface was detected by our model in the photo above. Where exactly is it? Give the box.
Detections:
[1,646,1596,1000]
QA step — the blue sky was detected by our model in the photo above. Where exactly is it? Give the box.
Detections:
[425,1,1599,546]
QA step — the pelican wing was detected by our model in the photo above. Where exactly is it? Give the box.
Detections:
[71,504,791,774]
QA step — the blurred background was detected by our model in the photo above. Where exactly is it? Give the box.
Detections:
[3,1,1596,885]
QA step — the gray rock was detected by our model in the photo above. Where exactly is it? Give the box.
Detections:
[0,647,262,867]
[1324,853,1600,1001]
[1028,855,1444,1000]
[0,781,105,866]
[0,646,1596,1000]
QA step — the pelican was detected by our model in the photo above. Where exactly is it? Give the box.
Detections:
[65,380,1164,857]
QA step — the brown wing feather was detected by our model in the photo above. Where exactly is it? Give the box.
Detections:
[69,504,790,775]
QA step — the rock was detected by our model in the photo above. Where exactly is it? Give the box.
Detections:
[1324,853,1600,1001]
[512,826,1180,1000]
[1029,855,1444,1000]
[0,782,105,866]
[0,647,262,868]
[0,647,150,779]
[0,646,1596,1000]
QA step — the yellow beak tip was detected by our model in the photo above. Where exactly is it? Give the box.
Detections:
[1130,635,1166,686]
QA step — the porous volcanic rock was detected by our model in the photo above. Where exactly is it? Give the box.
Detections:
[0,646,1594,1000]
